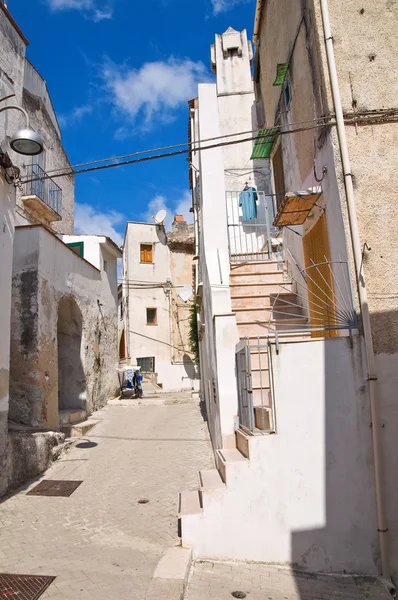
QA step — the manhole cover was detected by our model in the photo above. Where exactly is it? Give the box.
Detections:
[138,498,149,504]
[231,593,247,599]
[0,573,55,599]
[27,480,83,497]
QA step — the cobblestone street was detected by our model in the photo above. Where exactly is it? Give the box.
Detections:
[0,396,213,599]
[185,561,392,600]
[0,395,394,600]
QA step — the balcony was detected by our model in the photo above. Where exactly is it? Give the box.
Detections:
[22,164,62,222]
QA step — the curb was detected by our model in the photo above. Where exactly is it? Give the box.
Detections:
[146,547,192,599]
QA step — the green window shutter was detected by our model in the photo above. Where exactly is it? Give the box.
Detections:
[250,128,279,160]
[273,63,289,86]
[67,241,84,257]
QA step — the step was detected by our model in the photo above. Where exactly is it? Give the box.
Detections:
[250,369,270,388]
[216,448,247,484]
[232,292,298,310]
[59,409,87,426]
[177,490,202,517]
[230,282,293,296]
[60,419,100,438]
[230,271,286,284]
[235,306,302,323]
[230,261,281,275]
[198,469,225,491]
[237,319,308,337]
[254,406,271,430]
[235,428,250,459]
[251,388,271,406]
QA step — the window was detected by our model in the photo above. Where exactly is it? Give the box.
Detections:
[272,142,285,210]
[140,243,153,263]
[283,79,292,110]
[146,308,157,325]
[67,241,84,257]
[137,357,155,372]
[103,260,108,272]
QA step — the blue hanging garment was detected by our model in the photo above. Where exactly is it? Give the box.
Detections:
[239,187,258,221]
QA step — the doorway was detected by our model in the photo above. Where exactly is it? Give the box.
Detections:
[302,214,337,338]
[57,297,85,410]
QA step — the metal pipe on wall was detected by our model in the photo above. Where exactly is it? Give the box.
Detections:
[319,0,389,578]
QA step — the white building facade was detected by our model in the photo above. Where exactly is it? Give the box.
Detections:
[0,4,121,495]
[122,218,198,391]
[177,25,388,578]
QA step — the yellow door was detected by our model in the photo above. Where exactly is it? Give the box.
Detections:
[302,214,337,337]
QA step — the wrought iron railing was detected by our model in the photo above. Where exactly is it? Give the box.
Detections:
[24,164,62,216]
[225,190,279,262]
[235,336,276,434]
[268,259,357,337]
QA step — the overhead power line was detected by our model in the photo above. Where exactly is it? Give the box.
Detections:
[44,115,334,176]
[23,120,337,184]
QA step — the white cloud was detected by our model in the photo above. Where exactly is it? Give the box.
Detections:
[74,203,124,245]
[58,104,93,128]
[103,58,208,131]
[46,0,92,8]
[45,0,113,22]
[143,192,193,231]
[211,0,251,14]
[92,7,113,21]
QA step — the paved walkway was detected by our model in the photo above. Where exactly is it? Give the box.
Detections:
[185,561,392,600]
[0,396,213,599]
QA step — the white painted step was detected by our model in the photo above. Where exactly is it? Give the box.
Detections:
[230,271,286,284]
[177,490,202,517]
[198,469,225,491]
[230,261,281,275]
[230,282,293,296]
[216,448,247,484]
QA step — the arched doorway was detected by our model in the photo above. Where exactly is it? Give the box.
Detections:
[57,296,85,411]
[119,329,126,360]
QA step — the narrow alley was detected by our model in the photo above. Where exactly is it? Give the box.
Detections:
[0,395,213,599]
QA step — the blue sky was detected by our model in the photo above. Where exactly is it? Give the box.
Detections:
[11,0,256,243]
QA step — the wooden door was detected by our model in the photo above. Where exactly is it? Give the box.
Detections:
[302,214,337,337]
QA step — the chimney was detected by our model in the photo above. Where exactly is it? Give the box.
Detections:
[174,215,185,223]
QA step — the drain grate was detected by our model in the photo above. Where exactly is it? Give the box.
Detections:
[0,573,55,599]
[27,480,83,497]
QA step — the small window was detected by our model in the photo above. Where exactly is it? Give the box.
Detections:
[103,260,108,272]
[272,142,285,210]
[146,308,157,325]
[140,243,153,263]
[137,356,155,372]
[284,79,292,110]
[67,241,84,257]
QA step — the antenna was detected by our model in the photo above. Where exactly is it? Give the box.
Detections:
[178,284,193,303]
[152,209,166,226]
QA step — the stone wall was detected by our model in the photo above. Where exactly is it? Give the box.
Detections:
[9,225,119,431]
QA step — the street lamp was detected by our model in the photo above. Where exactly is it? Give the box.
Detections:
[0,102,44,156]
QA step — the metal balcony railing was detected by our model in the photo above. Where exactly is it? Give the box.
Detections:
[225,190,278,262]
[24,164,62,217]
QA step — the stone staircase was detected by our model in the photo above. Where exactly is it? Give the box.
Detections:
[59,409,100,438]
[177,257,310,558]
[231,259,308,429]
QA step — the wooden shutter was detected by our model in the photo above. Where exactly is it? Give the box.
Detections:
[302,214,337,338]
[140,244,153,263]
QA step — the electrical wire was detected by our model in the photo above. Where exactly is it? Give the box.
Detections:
[61,105,395,176]
[43,114,335,176]
[23,120,336,184]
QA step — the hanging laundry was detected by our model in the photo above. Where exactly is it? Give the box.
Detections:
[239,186,258,221]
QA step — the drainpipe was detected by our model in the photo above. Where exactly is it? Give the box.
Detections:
[320,0,389,578]
[253,0,265,45]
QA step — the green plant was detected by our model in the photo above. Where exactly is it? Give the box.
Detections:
[188,302,200,365]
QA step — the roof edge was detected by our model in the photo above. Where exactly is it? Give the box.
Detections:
[0,3,29,45]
